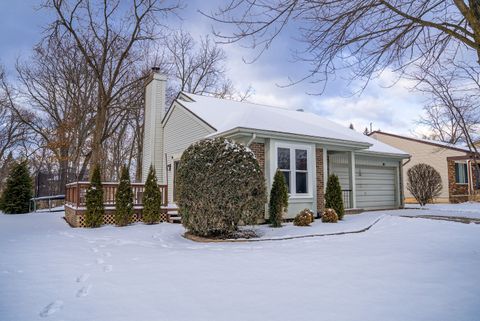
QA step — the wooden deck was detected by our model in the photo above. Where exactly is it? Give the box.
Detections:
[64,182,177,227]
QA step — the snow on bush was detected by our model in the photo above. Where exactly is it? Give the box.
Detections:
[114,166,134,226]
[142,165,162,224]
[0,161,32,214]
[322,208,338,223]
[293,208,315,226]
[176,138,266,237]
[325,174,344,220]
[407,163,442,206]
[269,170,289,227]
[84,165,104,228]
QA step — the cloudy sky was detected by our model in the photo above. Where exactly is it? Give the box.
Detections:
[0,0,427,136]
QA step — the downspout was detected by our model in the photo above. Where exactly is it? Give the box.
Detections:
[400,156,411,207]
[467,159,473,198]
[246,133,257,147]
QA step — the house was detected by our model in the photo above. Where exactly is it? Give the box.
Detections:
[369,131,479,203]
[142,71,410,219]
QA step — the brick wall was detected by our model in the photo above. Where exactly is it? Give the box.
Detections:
[448,160,469,203]
[250,142,265,172]
[316,148,324,214]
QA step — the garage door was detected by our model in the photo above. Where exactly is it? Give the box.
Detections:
[355,166,397,209]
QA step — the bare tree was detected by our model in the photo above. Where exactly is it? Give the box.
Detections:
[44,0,181,169]
[0,66,30,189]
[418,104,465,144]
[14,35,96,190]
[0,67,29,164]
[414,61,480,196]
[206,1,480,89]
[407,163,443,206]
[414,62,480,153]
[162,31,252,105]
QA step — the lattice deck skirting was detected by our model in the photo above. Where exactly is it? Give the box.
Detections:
[65,206,169,227]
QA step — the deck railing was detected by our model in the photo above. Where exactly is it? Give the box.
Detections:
[342,189,352,209]
[65,182,168,208]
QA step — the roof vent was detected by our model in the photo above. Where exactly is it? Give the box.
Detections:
[296,108,304,112]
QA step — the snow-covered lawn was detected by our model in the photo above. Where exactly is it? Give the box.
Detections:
[404,202,480,219]
[1,206,479,321]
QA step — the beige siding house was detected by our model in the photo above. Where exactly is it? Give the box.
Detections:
[142,70,410,219]
[370,131,479,203]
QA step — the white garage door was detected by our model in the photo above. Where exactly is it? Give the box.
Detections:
[355,166,397,209]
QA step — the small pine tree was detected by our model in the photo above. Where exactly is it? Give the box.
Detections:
[269,170,289,227]
[84,164,104,228]
[114,166,134,226]
[143,165,162,224]
[325,174,345,220]
[0,161,32,214]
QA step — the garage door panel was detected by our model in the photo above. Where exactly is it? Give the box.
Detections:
[357,190,396,197]
[355,165,396,209]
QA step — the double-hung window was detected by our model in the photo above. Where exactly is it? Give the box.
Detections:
[276,145,310,195]
[455,162,468,184]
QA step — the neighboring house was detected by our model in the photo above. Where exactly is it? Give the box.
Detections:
[142,71,409,219]
[369,131,480,203]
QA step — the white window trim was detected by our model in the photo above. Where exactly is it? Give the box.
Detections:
[455,161,469,185]
[274,142,314,199]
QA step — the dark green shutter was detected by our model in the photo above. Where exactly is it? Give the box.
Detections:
[464,163,469,183]
[455,163,460,183]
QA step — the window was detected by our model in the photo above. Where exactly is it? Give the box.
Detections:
[277,148,291,193]
[295,149,308,193]
[455,162,468,184]
[276,146,310,195]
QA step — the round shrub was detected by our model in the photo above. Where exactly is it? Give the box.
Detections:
[176,138,266,237]
[293,208,315,226]
[322,208,338,223]
[407,163,442,206]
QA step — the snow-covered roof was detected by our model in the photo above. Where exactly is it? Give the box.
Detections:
[370,131,471,153]
[177,93,409,157]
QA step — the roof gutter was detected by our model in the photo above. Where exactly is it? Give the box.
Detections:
[209,127,372,150]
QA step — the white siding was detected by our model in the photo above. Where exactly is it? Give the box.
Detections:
[163,104,214,203]
[142,75,166,183]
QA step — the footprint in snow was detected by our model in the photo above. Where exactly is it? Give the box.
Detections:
[76,273,90,283]
[76,285,92,298]
[91,247,99,253]
[39,300,63,317]
[103,252,112,257]
[103,265,113,273]
[96,258,105,265]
